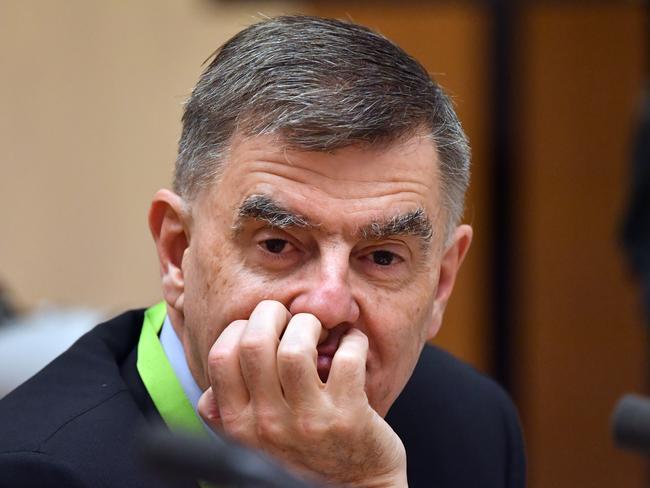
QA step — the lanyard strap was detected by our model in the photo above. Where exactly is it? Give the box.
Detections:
[136,302,206,435]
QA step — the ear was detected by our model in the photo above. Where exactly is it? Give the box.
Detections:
[427,224,473,340]
[148,189,191,315]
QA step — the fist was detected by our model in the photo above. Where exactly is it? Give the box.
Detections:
[197,300,407,487]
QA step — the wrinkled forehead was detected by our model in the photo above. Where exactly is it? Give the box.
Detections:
[220,132,440,189]
[192,132,447,244]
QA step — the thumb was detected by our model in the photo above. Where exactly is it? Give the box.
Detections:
[197,387,222,430]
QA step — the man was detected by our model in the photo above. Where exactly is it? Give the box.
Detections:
[0,16,525,487]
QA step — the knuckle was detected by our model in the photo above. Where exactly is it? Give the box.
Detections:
[254,410,282,442]
[207,344,234,369]
[277,343,310,366]
[239,336,267,356]
[332,414,356,436]
[297,413,332,439]
[207,321,248,369]
[219,407,241,426]
[219,406,245,431]
[224,421,254,444]
[334,349,363,369]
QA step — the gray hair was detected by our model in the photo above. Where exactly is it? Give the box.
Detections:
[175,15,470,235]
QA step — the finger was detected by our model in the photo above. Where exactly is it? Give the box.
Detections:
[326,328,369,400]
[206,320,249,421]
[277,313,323,406]
[238,300,291,405]
[197,387,222,429]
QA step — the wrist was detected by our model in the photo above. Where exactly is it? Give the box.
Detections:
[346,469,408,488]
[346,452,408,488]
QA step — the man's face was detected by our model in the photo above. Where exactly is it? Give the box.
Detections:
[171,133,464,416]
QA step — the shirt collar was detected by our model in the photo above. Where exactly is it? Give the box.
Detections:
[159,315,203,412]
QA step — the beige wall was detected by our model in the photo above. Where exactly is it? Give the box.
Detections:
[0,1,297,313]
[514,5,647,487]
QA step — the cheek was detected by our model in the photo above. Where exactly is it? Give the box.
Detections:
[186,247,290,351]
[366,283,434,356]
[181,238,234,366]
[363,284,435,410]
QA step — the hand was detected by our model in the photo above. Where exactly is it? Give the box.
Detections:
[197,300,408,487]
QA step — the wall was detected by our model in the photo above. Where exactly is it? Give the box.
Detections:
[514,5,647,486]
[0,1,296,313]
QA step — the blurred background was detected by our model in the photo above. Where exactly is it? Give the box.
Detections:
[0,1,647,487]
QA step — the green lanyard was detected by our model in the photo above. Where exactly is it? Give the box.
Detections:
[136,301,206,435]
[137,303,217,488]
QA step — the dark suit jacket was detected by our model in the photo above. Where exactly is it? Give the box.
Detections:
[0,309,526,487]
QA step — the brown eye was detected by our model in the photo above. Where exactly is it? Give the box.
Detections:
[372,250,396,266]
[263,239,288,254]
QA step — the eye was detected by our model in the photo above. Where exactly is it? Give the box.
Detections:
[252,234,303,270]
[261,238,291,254]
[370,250,399,266]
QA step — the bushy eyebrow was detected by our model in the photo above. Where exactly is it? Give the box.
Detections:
[358,208,433,248]
[233,194,316,233]
[233,194,434,251]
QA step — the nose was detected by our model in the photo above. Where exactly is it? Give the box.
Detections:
[288,253,360,329]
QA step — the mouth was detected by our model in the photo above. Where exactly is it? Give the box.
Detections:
[316,354,334,382]
[316,326,349,382]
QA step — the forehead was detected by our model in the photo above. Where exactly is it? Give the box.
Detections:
[197,133,443,233]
